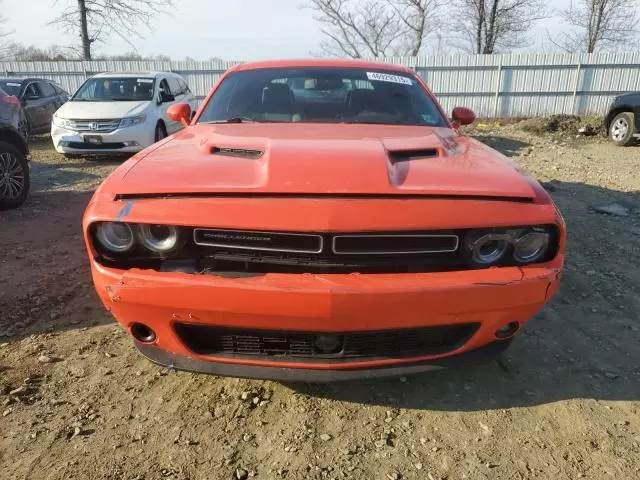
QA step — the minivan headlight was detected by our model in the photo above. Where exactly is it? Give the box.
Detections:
[52,115,72,129]
[119,115,146,128]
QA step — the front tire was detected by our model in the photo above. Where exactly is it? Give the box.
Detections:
[609,112,636,146]
[154,122,168,142]
[0,141,30,210]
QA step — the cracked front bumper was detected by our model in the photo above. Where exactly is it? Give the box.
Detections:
[90,259,562,379]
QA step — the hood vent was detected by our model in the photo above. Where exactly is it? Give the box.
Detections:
[211,146,264,159]
[389,148,439,162]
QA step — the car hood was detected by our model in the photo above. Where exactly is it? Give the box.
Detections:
[55,100,149,119]
[114,123,535,199]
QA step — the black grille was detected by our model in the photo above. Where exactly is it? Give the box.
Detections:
[194,228,323,254]
[173,323,479,363]
[332,234,458,254]
[192,229,462,273]
[67,141,126,150]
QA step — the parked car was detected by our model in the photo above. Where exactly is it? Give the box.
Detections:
[605,93,640,146]
[51,71,197,157]
[0,77,69,135]
[83,59,565,381]
[0,86,30,210]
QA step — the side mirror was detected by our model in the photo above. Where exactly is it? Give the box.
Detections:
[167,103,192,126]
[451,107,476,127]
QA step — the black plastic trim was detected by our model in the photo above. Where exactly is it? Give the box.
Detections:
[134,339,513,382]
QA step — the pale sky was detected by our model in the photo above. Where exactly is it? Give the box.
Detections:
[3,0,573,60]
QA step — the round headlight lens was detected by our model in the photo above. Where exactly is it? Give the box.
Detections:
[514,232,550,263]
[95,222,134,252]
[138,224,182,254]
[469,234,510,266]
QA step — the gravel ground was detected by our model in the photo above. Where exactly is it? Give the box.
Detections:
[1,127,639,480]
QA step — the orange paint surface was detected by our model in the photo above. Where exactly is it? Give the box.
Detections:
[83,58,565,376]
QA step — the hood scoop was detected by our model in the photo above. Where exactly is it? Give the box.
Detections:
[388,148,440,162]
[211,146,264,159]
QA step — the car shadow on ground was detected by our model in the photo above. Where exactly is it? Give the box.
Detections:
[471,135,532,157]
[289,180,640,410]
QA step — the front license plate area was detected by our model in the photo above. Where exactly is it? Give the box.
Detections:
[83,135,103,145]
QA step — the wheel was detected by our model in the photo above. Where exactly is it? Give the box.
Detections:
[0,141,30,210]
[609,112,636,146]
[154,122,168,142]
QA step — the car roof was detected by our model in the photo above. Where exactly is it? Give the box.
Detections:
[232,58,414,74]
[91,71,176,79]
[0,77,56,83]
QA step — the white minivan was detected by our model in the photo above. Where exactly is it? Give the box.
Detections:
[51,71,197,156]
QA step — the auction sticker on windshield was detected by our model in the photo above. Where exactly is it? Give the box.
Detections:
[366,72,413,85]
[137,79,154,83]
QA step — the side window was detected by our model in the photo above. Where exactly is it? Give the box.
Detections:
[24,83,41,98]
[179,78,190,94]
[159,78,171,96]
[39,82,56,97]
[53,83,68,95]
[168,77,182,96]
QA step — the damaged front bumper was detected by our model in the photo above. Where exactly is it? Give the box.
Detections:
[90,260,562,380]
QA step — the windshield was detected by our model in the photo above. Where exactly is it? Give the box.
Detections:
[198,67,447,127]
[0,80,22,97]
[72,77,155,102]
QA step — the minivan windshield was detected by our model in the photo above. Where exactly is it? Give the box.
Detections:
[197,67,447,127]
[72,77,155,102]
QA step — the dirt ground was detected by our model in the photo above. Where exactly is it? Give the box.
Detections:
[1,126,639,480]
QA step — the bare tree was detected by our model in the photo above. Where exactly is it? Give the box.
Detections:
[305,0,442,58]
[0,43,78,61]
[452,0,548,54]
[551,0,638,53]
[50,0,172,60]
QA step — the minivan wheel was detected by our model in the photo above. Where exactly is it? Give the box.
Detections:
[154,122,168,142]
[609,112,636,146]
[0,141,30,210]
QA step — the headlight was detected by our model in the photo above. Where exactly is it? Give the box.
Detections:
[119,115,146,128]
[52,115,72,129]
[95,222,135,252]
[466,233,511,266]
[137,224,184,254]
[463,226,556,267]
[513,231,550,263]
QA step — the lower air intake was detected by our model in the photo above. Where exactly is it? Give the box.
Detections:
[173,323,479,363]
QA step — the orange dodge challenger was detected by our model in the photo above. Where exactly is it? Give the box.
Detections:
[83,59,565,381]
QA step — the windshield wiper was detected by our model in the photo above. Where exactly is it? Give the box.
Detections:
[201,117,256,124]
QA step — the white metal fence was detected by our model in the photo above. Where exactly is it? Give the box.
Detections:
[2,52,640,118]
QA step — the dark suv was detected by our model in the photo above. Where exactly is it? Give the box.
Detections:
[0,87,30,209]
[604,93,640,146]
[0,78,69,135]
